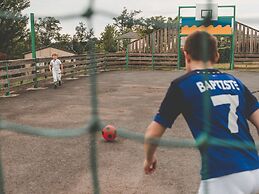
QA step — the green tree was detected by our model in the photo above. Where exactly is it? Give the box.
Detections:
[137,16,178,35]
[113,7,142,33]
[12,30,31,57]
[73,22,94,54]
[0,0,30,59]
[112,8,178,39]
[100,25,118,52]
[74,22,94,42]
[35,17,62,47]
[54,34,74,53]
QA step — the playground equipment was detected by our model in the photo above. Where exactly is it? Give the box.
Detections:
[126,4,259,71]
[177,4,236,70]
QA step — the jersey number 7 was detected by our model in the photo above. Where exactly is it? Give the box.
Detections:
[211,94,239,133]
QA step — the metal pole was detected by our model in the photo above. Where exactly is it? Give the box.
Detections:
[5,64,10,96]
[126,46,129,71]
[152,33,155,70]
[30,13,38,88]
[0,145,5,194]
[177,7,181,70]
[30,13,36,59]
[230,6,236,70]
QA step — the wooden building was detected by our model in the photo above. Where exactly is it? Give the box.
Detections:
[24,47,75,59]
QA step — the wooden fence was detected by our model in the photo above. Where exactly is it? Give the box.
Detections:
[235,22,259,54]
[128,21,259,55]
[0,54,104,96]
[128,29,178,53]
[1,52,258,96]
[0,53,177,95]
[234,53,259,69]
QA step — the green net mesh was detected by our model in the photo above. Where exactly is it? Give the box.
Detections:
[0,1,259,194]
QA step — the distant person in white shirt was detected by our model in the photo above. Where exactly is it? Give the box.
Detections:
[49,53,64,89]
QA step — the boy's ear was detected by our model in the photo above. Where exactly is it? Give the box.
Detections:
[184,51,191,62]
[183,51,188,58]
[215,52,220,63]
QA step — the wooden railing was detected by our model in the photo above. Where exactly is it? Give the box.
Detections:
[0,53,178,95]
[235,22,259,54]
[0,54,105,96]
[234,53,259,69]
[128,29,178,53]
[128,21,259,55]
[1,52,258,96]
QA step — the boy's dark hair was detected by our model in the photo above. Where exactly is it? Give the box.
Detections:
[184,31,218,63]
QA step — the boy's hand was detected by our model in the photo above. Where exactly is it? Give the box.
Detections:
[144,156,157,174]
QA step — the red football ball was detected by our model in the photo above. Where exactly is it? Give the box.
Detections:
[102,125,117,142]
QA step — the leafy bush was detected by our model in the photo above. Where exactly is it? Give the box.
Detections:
[218,47,231,63]
[178,47,231,68]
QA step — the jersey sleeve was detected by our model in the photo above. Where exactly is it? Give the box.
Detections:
[154,82,183,128]
[244,85,259,117]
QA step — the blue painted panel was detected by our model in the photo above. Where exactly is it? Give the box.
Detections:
[182,17,232,27]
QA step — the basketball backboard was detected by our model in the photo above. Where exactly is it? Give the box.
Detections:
[196,4,218,21]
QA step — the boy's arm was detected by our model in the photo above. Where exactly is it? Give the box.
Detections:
[249,109,259,135]
[143,82,182,175]
[49,63,52,71]
[144,121,166,174]
[243,84,259,134]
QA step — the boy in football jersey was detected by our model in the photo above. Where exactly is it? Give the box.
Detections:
[49,53,63,89]
[144,31,259,194]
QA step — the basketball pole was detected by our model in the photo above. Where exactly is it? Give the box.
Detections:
[178,5,236,71]
[177,6,181,70]
[230,6,236,70]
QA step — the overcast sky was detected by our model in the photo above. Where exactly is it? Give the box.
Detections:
[23,0,259,37]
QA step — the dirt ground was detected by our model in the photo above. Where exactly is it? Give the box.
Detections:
[0,70,259,194]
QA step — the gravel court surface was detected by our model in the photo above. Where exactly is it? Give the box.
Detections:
[0,70,258,194]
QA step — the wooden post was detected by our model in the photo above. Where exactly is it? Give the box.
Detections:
[5,64,10,96]
[246,27,250,53]
[148,34,151,53]
[175,30,178,54]
[144,36,147,53]
[243,25,246,53]
[157,30,160,53]
[160,29,163,52]
[126,46,129,70]
[236,23,238,53]
[164,28,168,52]
[237,24,240,53]
[168,29,172,51]
[152,32,155,70]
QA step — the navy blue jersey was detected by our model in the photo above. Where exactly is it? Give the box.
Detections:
[154,69,259,180]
